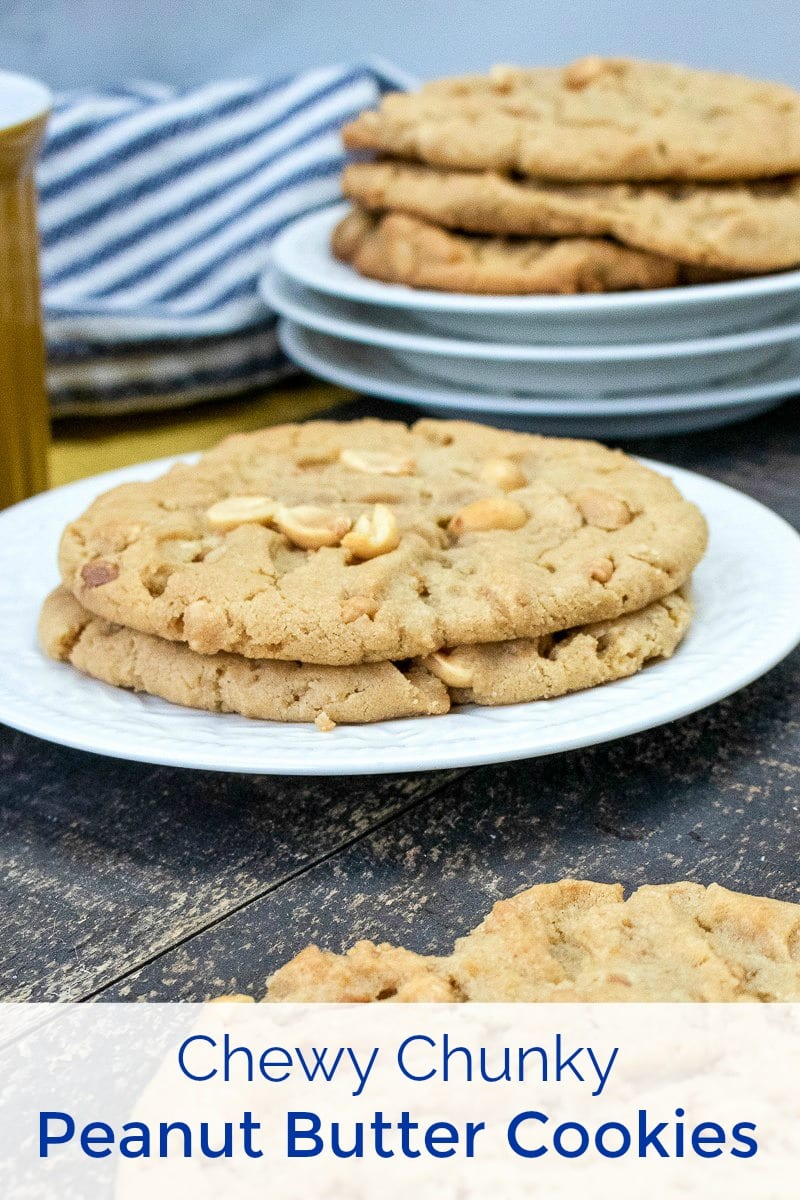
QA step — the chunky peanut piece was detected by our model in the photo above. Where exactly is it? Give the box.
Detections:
[315,711,337,732]
[488,64,516,91]
[480,457,527,492]
[275,505,352,550]
[340,448,416,476]
[575,488,633,531]
[342,504,400,560]
[449,496,527,535]
[424,649,474,689]
[78,522,140,557]
[341,595,379,623]
[81,560,119,588]
[205,495,277,530]
[564,55,625,90]
[589,557,615,583]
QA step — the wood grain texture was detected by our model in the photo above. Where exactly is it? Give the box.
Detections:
[110,648,800,1000]
[0,729,461,1000]
[0,399,797,1001]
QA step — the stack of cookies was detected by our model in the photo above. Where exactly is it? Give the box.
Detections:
[39,418,707,728]
[334,56,800,294]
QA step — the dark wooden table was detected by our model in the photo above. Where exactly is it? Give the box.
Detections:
[1,399,798,1002]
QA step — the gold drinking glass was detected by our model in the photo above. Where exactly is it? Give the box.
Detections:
[0,70,51,509]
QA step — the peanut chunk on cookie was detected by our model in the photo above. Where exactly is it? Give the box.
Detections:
[341,595,379,623]
[588,557,615,583]
[449,496,528,535]
[340,448,416,476]
[563,54,626,89]
[205,495,278,530]
[480,457,527,491]
[575,488,633,531]
[342,505,401,560]
[275,505,352,550]
[423,649,474,689]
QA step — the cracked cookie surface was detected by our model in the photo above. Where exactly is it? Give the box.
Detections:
[39,588,691,724]
[343,162,800,273]
[343,57,800,182]
[265,879,800,1001]
[58,418,707,666]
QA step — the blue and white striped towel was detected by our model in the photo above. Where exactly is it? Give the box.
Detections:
[39,62,411,417]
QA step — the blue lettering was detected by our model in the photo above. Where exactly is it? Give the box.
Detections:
[638,1109,669,1157]
[507,1111,548,1158]
[397,1034,436,1081]
[691,1122,725,1158]
[80,1121,114,1158]
[595,1121,631,1159]
[178,1034,217,1082]
[553,1121,590,1159]
[39,1112,75,1158]
[287,1111,323,1158]
[295,1047,343,1084]
[259,1046,292,1082]
[731,1122,758,1158]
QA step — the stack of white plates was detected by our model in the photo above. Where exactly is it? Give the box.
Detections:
[263,203,800,437]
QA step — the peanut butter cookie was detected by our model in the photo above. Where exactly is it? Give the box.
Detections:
[39,587,691,724]
[343,57,800,182]
[266,879,800,1001]
[58,419,707,666]
[38,588,449,726]
[332,208,681,294]
[343,162,800,273]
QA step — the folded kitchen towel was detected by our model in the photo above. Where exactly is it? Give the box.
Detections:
[39,63,411,417]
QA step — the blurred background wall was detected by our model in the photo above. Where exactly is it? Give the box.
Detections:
[1,0,797,89]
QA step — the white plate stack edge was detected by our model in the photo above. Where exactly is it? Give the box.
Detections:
[264,202,800,438]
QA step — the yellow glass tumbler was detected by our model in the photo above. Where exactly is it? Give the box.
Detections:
[0,70,51,509]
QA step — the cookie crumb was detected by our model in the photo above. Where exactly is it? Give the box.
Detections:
[315,711,337,732]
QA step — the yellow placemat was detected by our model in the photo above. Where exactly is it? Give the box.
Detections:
[49,381,352,486]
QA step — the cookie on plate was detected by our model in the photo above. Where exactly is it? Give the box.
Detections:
[57,419,708,665]
[39,587,449,727]
[265,879,800,1001]
[343,57,800,182]
[332,208,682,294]
[343,162,800,273]
[39,587,691,725]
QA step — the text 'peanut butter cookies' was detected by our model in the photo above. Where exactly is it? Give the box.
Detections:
[58,419,707,666]
[39,587,691,726]
[343,162,800,273]
[343,57,800,182]
[332,208,681,294]
[265,879,800,1002]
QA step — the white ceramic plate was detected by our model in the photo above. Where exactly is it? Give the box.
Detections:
[269,204,800,345]
[262,266,800,395]
[279,320,795,438]
[1,457,799,775]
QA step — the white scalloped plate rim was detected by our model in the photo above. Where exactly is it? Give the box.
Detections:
[270,203,800,315]
[278,318,800,418]
[260,265,800,362]
[1,455,799,775]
